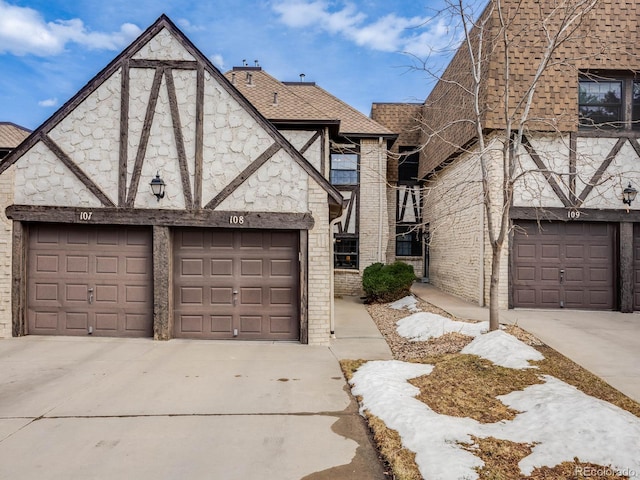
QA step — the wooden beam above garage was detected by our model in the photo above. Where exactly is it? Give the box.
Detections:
[6,205,315,230]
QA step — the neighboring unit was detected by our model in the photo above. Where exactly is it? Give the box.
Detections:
[388,0,640,312]
[224,66,397,296]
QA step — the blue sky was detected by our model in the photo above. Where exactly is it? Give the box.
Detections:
[0,0,457,130]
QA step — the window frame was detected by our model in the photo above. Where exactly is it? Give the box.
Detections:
[330,151,359,186]
[333,236,358,269]
[579,73,640,130]
[395,225,422,257]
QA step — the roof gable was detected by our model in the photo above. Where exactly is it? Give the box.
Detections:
[0,15,342,211]
[0,122,30,149]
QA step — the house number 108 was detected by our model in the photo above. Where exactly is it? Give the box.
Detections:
[229,215,245,225]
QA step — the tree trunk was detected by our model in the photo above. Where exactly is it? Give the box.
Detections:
[489,243,502,331]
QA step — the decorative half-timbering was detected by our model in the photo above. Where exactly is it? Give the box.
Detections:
[0,15,342,343]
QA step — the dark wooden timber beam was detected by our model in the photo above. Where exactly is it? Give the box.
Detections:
[510,206,640,223]
[5,205,315,230]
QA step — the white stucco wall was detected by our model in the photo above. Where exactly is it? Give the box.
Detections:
[132,28,195,61]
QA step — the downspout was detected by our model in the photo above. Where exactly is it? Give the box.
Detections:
[377,136,384,263]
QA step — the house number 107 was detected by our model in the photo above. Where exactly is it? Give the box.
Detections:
[229,215,245,225]
[79,211,93,221]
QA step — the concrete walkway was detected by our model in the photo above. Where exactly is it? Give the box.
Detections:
[0,332,388,480]
[412,282,640,403]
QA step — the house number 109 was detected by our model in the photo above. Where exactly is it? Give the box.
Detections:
[229,215,245,225]
[567,210,581,219]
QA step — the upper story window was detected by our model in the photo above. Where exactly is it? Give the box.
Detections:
[398,147,419,183]
[330,153,358,185]
[579,74,640,129]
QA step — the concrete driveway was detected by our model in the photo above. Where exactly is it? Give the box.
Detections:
[0,336,386,480]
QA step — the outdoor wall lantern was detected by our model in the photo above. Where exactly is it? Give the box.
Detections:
[150,172,166,201]
[622,182,638,208]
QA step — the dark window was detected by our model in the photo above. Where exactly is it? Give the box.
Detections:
[396,226,422,257]
[330,153,358,185]
[334,237,358,269]
[579,75,640,129]
[633,82,640,129]
[398,148,419,182]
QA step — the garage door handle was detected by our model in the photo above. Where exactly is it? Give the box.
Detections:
[233,290,238,306]
[559,270,564,284]
[88,287,94,304]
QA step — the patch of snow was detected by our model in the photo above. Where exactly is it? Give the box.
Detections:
[461,330,544,369]
[388,295,420,312]
[396,312,489,341]
[350,360,485,480]
[350,361,640,480]
[490,375,640,475]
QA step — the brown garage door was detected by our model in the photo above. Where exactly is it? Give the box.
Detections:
[28,224,153,337]
[174,229,300,340]
[512,221,616,309]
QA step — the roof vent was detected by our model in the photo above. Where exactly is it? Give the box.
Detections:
[299,73,306,82]
[231,72,236,85]
[246,72,253,85]
[242,59,248,66]
[254,60,260,67]
[273,92,278,105]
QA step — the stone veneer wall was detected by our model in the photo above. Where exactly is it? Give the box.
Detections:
[0,166,14,337]
[307,179,332,345]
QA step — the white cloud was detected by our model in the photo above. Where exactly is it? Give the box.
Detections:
[0,0,141,56]
[271,0,442,57]
[210,53,225,69]
[177,18,204,32]
[38,98,58,107]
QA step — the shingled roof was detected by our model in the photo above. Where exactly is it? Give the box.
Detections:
[370,103,423,147]
[0,122,30,149]
[225,67,394,138]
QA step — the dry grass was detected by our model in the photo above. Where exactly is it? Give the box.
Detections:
[409,354,542,423]
[349,299,640,480]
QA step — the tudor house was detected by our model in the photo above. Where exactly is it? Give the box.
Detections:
[0,16,348,343]
[388,0,640,312]
[0,15,414,342]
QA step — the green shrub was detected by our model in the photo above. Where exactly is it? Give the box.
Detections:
[362,261,416,303]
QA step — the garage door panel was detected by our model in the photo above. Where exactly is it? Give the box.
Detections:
[37,255,59,272]
[181,287,203,304]
[182,258,204,276]
[36,283,59,301]
[34,312,58,329]
[270,316,293,333]
[211,315,233,333]
[211,259,232,276]
[240,288,262,305]
[67,256,89,273]
[174,228,299,340]
[95,313,118,331]
[28,225,153,337]
[66,312,88,330]
[513,221,615,310]
[125,257,148,275]
[96,285,118,303]
[211,287,233,304]
[240,316,262,333]
[241,259,263,276]
[179,315,204,333]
